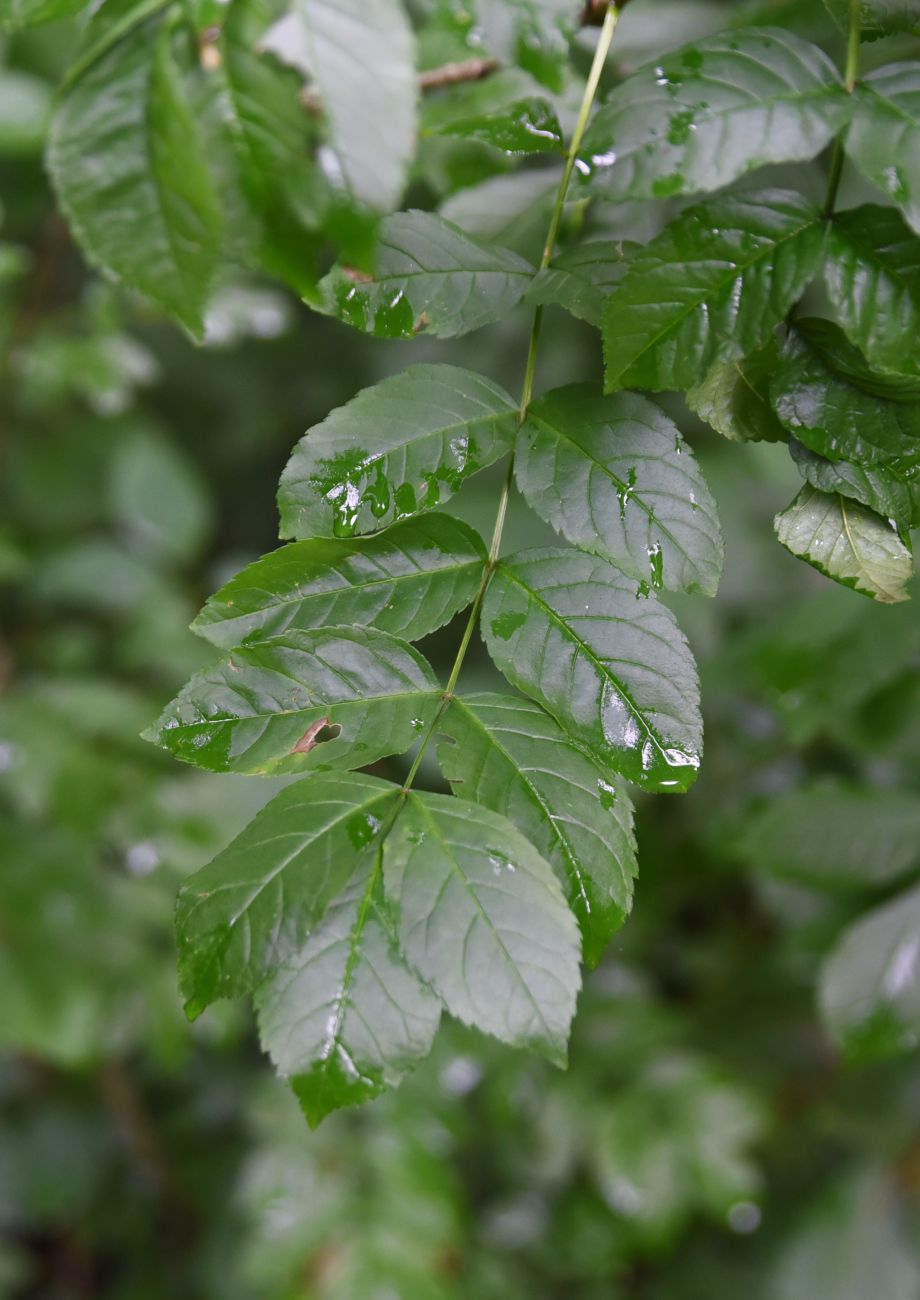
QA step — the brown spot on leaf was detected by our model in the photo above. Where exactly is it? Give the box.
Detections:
[290,717,341,755]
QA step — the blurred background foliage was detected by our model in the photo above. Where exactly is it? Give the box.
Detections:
[2,0,920,1296]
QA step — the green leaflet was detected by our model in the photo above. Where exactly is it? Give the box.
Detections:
[515,384,723,595]
[110,426,212,565]
[790,441,918,530]
[143,626,441,774]
[578,27,848,201]
[383,790,581,1065]
[261,0,417,211]
[847,65,920,236]
[602,189,825,392]
[48,11,221,337]
[824,205,920,379]
[277,364,518,539]
[213,0,322,295]
[820,882,920,1061]
[437,693,637,967]
[434,96,564,155]
[770,322,920,472]
[320,210,535,339]
[191,514,487,648]
[775,484,913,603]
[686,341,787,443]
[737,782,920,890]
[255,865,440,1127]
[481,548,702,792]
[823,0,920,40]
[525,240,629,327]
[174,771,400,1011]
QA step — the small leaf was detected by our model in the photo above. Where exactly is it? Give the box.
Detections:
[770,322,920,472]
[847,65,920,236]
[737,782,920,890]
[686,341,786,443]
[820,882,920,1061]
[823,0,920,40]
[790,441,918,530]
[192,514,487,648]
[144,626,441,773]
[436,96,563,154]
[437,692,636,967]
[481,548,702,792]
[277,364,518,539]
[578,28,848,201]
[515,384,723,595]
[261,0,416,211]
[525,240,628,327]
[175,771,400,1010]
[48,14,221,337]
[320,210,535,339]
[602,190,825,392]
[255,864,440,1126]
[775,484,913,603]
[109,426,212,564]
[824,205,920,378]
[383,791,581,1065]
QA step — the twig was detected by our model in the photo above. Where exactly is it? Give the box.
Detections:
[418,57,499,91]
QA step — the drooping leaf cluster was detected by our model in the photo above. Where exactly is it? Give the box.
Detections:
[10,0,920,1124]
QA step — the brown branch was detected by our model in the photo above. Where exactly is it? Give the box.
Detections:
[418,57,499,91]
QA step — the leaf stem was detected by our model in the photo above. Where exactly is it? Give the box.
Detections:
[394,2,622,804]
[822,0,860,219]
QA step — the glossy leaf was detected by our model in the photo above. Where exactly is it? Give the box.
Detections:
[48,15,220,337]
[192,514,486,649]
[437,692,637,967]
[383,791,581,1064]
[277,364,518,539]
[144,626,441,774]
[578,27,848,201]
[737,782,920,889]
[255,865,440,1126]
[481,548,702,792]
[602,190,825,392]
[320,210,535,339]
[175,771,400,1010]
[820,882,920,1061]
[261,0,416,211]
[525,240,628,327]
[790,442,918,529]
[515,384,723,595]
[823,0,920,39]
[770,323,920,472]
[436,96,563,154]
[775,485,913,603]
[686,341,786,443]
[793,314,920,403]
[848,65,920,236]
[823,205,920,378]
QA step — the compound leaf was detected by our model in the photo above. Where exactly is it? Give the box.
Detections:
[192,514,487,648]
[775,484,913,603]
[602,190,825,392]
[437,692,637,967]
[144,626,441,774]
[278,364,518,539]
[578,27,847,202]
[383,791,581,1065]
[481,548,702,792]
[515,384,723,595]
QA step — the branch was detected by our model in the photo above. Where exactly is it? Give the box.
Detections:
[418,57,499,91]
